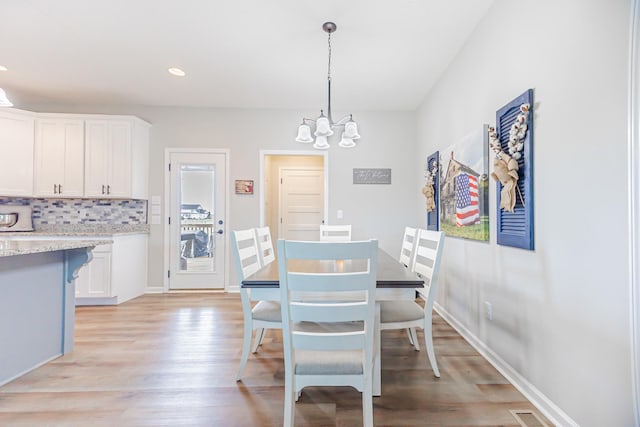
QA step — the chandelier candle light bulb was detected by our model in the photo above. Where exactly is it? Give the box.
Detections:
[296,22,360,149]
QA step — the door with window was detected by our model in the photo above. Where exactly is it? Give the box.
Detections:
[168,152,227,289]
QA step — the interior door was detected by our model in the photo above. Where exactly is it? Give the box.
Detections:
[169,152,226,289]
[279,167,324,240]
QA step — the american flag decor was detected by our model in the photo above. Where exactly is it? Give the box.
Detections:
[455,173,480,227]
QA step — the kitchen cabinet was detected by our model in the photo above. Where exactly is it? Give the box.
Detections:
[75,234,148,305]
[0,109,35,196]
[75,243,112,298]
[34,117,85,197]
[84,118,149,199]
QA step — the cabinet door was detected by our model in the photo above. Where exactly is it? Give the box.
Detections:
[34,119,84,197]
[85,120,132,198]
[0,110,34,196]
[84,121,111,197]
[75,246,112,298]
[106,121,132,198]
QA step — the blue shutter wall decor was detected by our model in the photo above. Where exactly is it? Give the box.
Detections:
[426,151,440,231]
[495,89,534,250]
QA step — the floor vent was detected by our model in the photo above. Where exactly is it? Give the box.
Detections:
[510,409,550,427]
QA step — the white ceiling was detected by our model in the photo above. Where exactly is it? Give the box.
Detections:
[0,0,494,111]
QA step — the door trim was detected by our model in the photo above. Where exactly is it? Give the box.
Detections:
[629,0,640,423]
[259,149,329,227]
[163,148,230,292]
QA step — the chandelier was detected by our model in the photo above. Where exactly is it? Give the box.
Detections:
[295,22,360,149]
[0,87,12,107]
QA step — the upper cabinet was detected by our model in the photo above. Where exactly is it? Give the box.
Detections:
[34,117,85,197]
[85,118,149,200]
[0,109,35,196]
[0,109,150,200]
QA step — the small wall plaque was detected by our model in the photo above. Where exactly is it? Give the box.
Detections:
[235,180,254,194]
[353,168,392,185]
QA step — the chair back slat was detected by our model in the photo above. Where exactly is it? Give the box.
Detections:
[255,226,275,266]
[319,224,352,241]
[292,332,365,351]
[287,272,372,292]
[290,301,369,323]
[285,240,366,259]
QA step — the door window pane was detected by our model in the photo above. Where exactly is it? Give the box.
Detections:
[179,164,215,272]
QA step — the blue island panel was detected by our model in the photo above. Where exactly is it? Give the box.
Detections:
[0,251,65,386]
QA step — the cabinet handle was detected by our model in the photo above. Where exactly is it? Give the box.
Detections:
[102,185,106,195]
[53,184,57,194]
[107,185,110,195]
[59,184,62,194]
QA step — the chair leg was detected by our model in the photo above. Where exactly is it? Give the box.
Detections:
[252,328,265,353]
[283,382,295,427]
[409,327,420,351]
[362,379,374,427]
[236,320,253,381]
[424,316,440,378]
[405,328,414,346]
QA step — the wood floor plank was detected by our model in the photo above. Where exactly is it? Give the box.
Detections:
[0,293,552,426]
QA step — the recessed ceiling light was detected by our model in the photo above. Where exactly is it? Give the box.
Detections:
[168,67,186,77]
[0,65,7,72]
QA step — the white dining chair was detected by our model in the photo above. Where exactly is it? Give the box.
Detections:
[399,226,417,268]
[277,238,378,427]
[380,229,445,378]
[255,226,275,266]
[319,224,352,241]
[231,228,282,381]
[398,226,419,347]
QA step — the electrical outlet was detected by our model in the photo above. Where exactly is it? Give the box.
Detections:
[337,209,343,219]
[484,301,493,320]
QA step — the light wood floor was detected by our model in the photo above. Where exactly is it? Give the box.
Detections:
[0,293,551,426]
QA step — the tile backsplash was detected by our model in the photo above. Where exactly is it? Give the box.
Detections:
[0,198,147,226]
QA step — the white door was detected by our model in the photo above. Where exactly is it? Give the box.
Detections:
[168,152,227,289]
[279,167,324,240]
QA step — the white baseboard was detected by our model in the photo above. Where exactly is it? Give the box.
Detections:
[433,302,578,427]
[145,285,164,294]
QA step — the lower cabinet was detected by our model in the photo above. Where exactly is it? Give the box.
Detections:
[76,244,112,298]
[75,234,148,306]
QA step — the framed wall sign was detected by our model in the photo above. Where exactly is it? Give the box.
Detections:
[353,168,392,184]
[235,180,254,195]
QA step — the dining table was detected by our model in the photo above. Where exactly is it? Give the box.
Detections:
[241,247,424,396]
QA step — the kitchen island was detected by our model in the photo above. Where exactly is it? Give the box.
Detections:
[0,239,110,386]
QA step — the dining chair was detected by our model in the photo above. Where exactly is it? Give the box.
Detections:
[231,228,282,381]
[380,229,445,378]
[399,226,417,268]
[277,238,378,427]
[398,226,419,347]
[319,224,352,241]
[255,226,275,266]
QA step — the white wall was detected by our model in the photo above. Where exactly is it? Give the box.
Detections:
[414,0,634,425]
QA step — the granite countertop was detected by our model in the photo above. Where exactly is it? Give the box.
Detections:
[0,239,112,258]
[0,224,149,237]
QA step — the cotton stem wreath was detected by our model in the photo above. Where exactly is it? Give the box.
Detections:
[489,103,530,212]
[422,161,438,212]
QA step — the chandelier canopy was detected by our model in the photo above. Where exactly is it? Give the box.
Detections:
[295,22,360,149]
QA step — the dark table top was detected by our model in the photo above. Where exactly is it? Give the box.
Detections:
[242,248,424,289]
